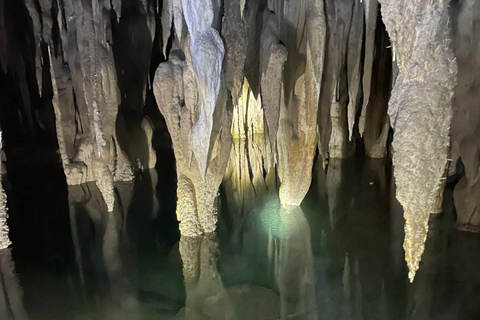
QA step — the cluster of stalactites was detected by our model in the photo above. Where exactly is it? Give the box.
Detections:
[22,0,147,211]
[379,0,457,282]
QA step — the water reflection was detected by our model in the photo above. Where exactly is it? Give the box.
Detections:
[4,160,480,319]
[67,180,140,319]
[0,249,29,320]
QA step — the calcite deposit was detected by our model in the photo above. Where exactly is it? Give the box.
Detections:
[451,0,480,233]
[153,0,232,236]
[379,0,457,281]
[0,0,477,286]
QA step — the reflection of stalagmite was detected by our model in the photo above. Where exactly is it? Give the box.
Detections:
[177,234,236,319]
[261,0,326,206]
[267,204,317,320]
[153,0,232,236]
[0,249,29,320]
[379,0,457,282]
[450,0,480,232]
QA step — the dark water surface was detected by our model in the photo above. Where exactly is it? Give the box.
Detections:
[2,158,480,320]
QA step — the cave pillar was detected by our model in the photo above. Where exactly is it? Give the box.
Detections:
[153,0,232,237]
[379,0,457,281]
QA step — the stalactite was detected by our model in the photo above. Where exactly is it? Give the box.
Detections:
[451,0,480,233]
[347,0,364,141]
[161,0,173,56]
[379,0,457,282]
[24,0,43,95]
[259,9,286,159]
[359,0,379,137]
[222,0,247,104]
[31,0,136,211]
[273,205,317,319]
[319,0,361,161]
[261,0,326,206]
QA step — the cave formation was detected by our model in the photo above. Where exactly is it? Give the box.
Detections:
[0,0,479,291]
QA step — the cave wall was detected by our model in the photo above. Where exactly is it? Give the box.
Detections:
[0,0,477,284]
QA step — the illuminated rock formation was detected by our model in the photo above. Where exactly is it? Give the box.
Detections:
[379,0,457,281]
[261,0,326,206]
[223,79,275,235]
[451,0,480,233]
[37,0,135,212]
[67,181,139,314]
[153,0,232,236]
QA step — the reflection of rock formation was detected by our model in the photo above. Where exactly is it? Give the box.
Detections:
[68,181,139,316]
[223,79,275,235]
[269,205,317,320]
[260,0,325,206]
[0,249,29,320]
[312,158,407,320]
[407,215,443,320]
[380,0,457,281]
[153,0,232,237]
[450,0,480,233]
[176,234,236,320]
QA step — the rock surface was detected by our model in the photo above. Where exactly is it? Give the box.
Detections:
[450,0,480,232]
[153,5,232,236]
[380,0,457,282]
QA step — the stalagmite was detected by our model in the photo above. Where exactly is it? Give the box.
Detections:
[379,0,457,282]
[0,132,10,250]
[451,0,480,232]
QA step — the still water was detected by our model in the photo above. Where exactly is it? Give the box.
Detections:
[2,157,480,320]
